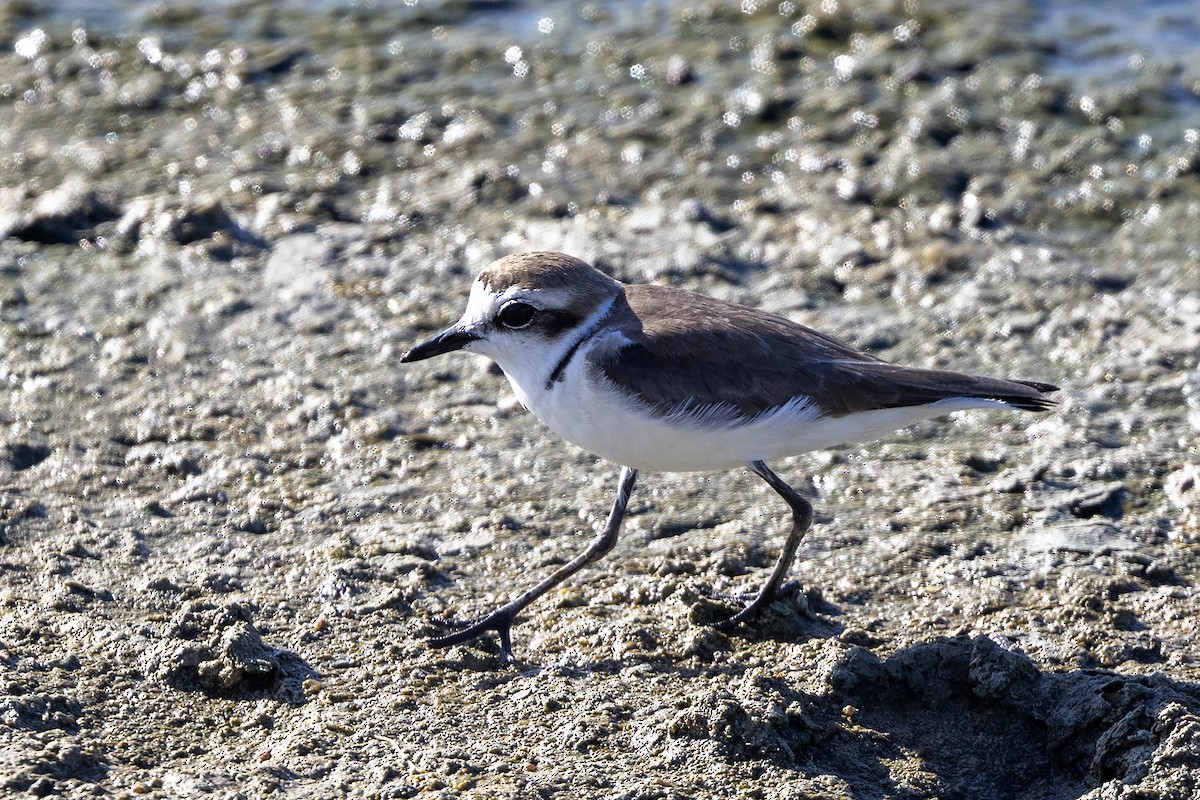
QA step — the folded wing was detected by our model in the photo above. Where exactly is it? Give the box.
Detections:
[594,285,1058,423]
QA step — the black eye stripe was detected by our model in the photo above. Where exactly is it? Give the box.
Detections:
[533,309,583,336]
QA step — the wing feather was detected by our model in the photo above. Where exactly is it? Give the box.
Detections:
[591,285,1058,422]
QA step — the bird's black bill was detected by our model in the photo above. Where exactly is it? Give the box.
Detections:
[400,327,480,362]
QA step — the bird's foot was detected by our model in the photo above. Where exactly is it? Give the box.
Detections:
[428,606,519,663]
[703,580,803,629]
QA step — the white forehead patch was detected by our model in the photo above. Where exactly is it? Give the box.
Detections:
[457,280,502,328]
[455,280,575,329]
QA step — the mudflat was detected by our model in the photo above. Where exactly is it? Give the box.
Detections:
[2,1,1199,797]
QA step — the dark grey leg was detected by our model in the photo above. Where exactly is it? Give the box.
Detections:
[712,460,813,629]
[429,465,639,662]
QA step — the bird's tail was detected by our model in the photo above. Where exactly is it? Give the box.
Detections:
[832,361,1061,414]
[999,379,1060,411]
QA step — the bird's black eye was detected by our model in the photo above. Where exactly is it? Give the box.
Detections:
[497,301,536,329]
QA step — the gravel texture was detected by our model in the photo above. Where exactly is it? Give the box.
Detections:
[1,1,1199,798]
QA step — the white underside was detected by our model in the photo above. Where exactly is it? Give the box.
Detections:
[524,367,1006,471]
[474,316,1013,472]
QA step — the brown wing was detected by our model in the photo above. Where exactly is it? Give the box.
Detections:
[593,284,1058,421]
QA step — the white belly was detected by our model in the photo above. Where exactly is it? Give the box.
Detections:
[504,348,1001,472]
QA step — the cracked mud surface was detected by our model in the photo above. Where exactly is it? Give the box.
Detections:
[2,1,1199,797]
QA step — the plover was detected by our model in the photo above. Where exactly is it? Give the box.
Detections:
[402,252,1058,661]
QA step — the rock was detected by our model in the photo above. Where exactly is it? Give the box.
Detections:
[151,602,279,692]
[2,440,51,471]
[1164,464,1200,543]
[0,176,119,243]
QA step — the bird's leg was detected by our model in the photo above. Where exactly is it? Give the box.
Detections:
[428,465,639,663]
[711,460,813,629]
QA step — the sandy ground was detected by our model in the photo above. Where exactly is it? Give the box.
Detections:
[2,0,1199,797]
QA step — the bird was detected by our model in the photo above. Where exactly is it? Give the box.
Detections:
[401,251,1058,662]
